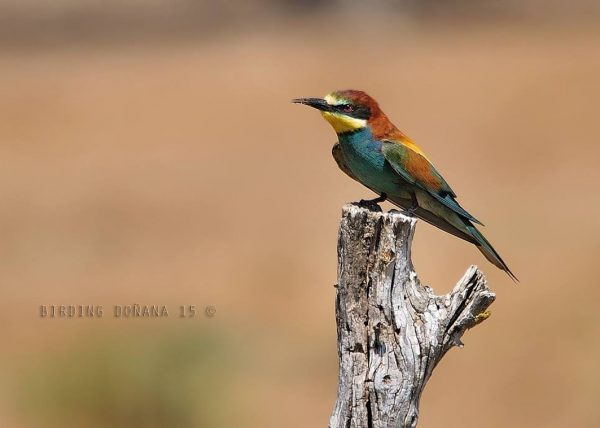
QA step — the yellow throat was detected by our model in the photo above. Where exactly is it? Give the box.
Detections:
[321,112,367,133]
[320,93,367,134]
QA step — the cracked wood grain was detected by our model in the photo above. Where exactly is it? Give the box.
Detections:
[329,204,496,428]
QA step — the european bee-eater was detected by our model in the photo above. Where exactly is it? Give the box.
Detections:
[293,89,516,280]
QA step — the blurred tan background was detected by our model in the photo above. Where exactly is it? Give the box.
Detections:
[1,1,599,427]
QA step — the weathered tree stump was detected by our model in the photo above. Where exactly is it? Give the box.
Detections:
[329,203,496,428]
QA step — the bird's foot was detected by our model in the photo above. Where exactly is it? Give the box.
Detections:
[403,206,418,217]
[403,191,418,217]
[356,193,387,212]
[357,193,387,207]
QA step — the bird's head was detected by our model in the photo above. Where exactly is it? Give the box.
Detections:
[293,90,384,135]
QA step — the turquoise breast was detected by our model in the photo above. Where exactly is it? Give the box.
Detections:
[338,129,408,197]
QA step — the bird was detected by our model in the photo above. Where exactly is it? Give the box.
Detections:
[293,89,517,281]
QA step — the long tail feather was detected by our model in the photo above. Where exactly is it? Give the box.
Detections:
[387,194,517,281]
[465,223,518,282]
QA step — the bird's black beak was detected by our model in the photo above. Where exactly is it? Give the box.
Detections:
[292,97,331,112]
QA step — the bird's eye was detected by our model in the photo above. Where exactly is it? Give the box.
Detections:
[341,104,354,113]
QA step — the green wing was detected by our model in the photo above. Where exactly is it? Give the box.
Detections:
[381,140,483,225]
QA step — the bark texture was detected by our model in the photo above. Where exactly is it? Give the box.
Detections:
[329,204,495,428]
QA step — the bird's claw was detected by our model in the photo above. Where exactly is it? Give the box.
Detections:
[358,193,387,206]
[356,199,383,211]
[356,193,387,211]
[358,199,376,207]
[403,206,417,217]
[404,191,418,217]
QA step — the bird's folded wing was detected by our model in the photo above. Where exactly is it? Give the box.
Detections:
[332,142,360,183]
[381,139,483,225]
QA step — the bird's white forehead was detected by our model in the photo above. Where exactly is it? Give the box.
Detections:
[324,93,347,105]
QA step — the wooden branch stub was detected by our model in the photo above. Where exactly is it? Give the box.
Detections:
[329,204,496,428]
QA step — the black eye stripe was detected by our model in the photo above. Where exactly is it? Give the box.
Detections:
[334,104,353,112]
[335,104,371,119]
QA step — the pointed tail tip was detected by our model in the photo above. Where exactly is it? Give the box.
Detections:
[467,224,518,283]
[497,256,518,283]
[506,268,519,283]
[476,242,518,283]
[492,258,518,283]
